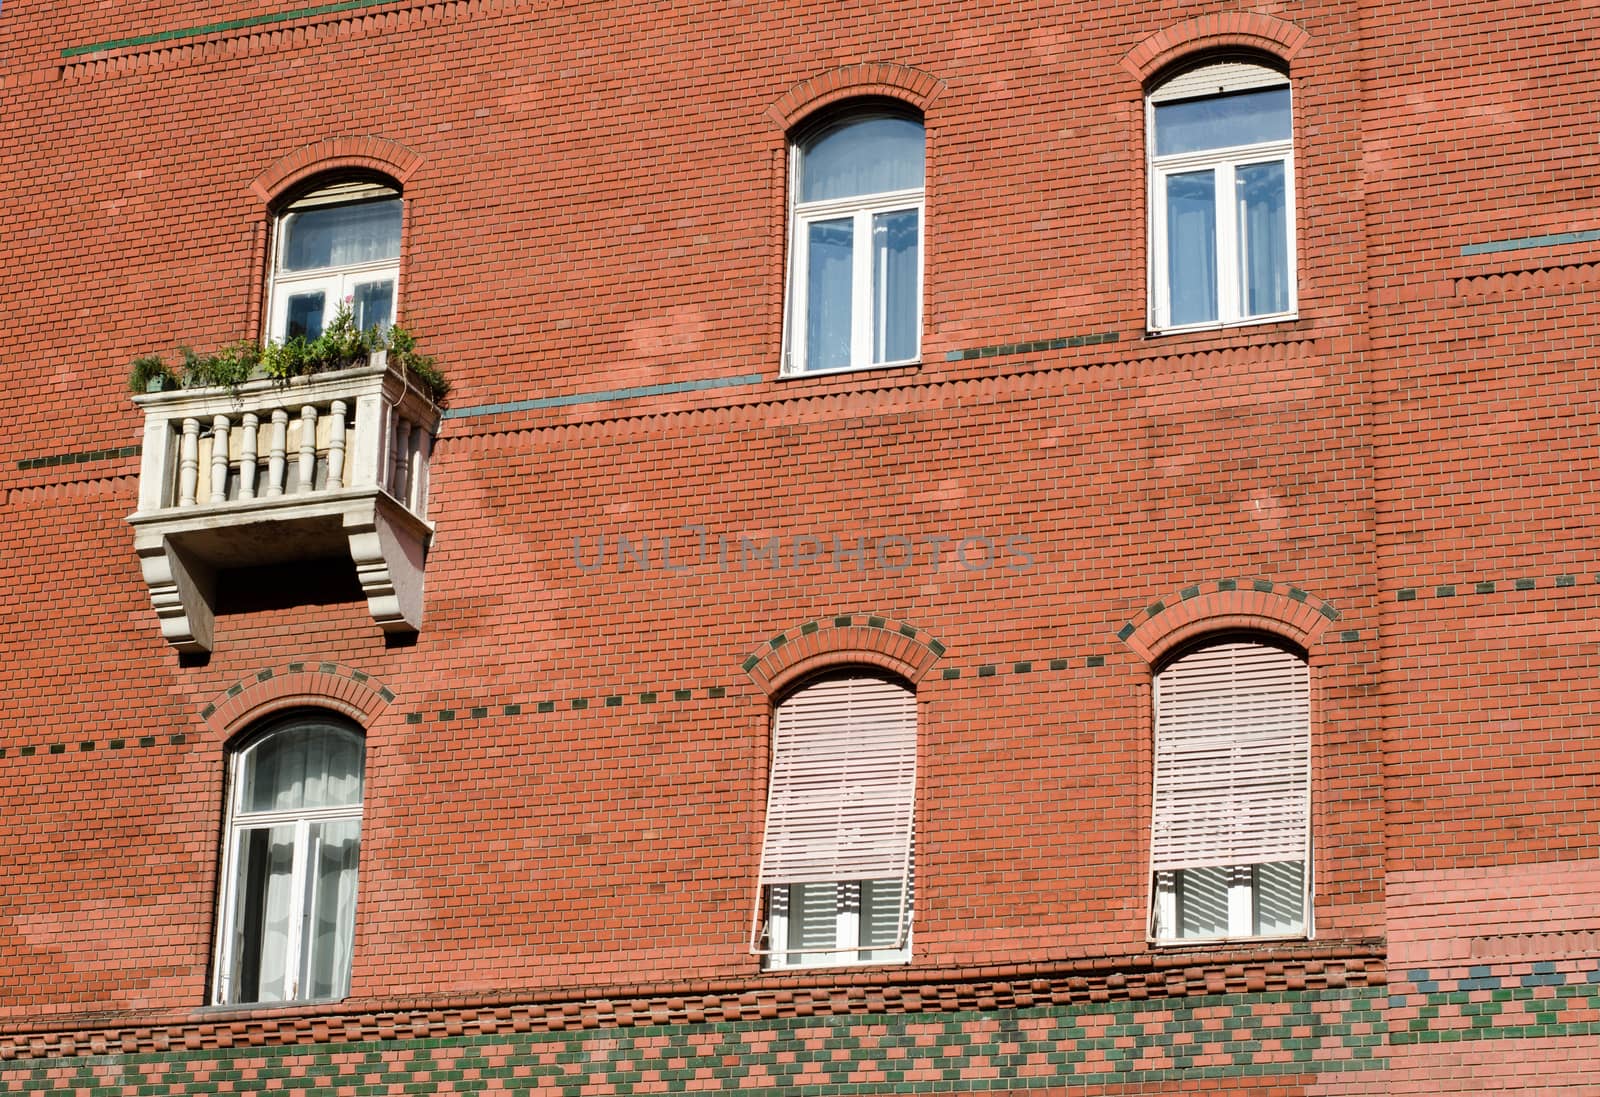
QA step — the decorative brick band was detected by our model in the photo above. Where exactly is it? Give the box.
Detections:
[742,614,946,695]
[0,732,186,762]
[1453,260,1600,299]
[767,63,946,130]
[60,0,522,80]
[14,444,140,472]
[199,661,395,740]
[1387,960,1600,1047]
[250,136,423,204]
[1118,579,1340,663]
[1121,12,1311,84]
[0,955,1383,1063]
[1394,572,1590,603]
[943,330,1119,363]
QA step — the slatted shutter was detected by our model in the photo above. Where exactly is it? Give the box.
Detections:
[1150,640,1309,873]
[751,674,917,954]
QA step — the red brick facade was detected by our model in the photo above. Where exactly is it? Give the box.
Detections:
[0,0,1596,1091]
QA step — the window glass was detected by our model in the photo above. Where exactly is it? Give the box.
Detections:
[1154,86,1291,156]
[282,199,402,272]
[216,715,365,1005]
[800,115,924,201]
[787,110,924,373]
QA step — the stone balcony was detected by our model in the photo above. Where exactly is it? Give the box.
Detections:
[127,352,440,654]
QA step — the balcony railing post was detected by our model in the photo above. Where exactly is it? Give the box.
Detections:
[297,406,319,492]
[239,413,259,500]
[267,409,289,497]
[210,415,230,503]
[327,400,348,491]
[392,417,413,502]
[350,392,386,490]
[178,418,200,507]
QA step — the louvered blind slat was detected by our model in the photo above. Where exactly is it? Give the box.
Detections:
[758,676,917,885]
[1151,642,1309,872]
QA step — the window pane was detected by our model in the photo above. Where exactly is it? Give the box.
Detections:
[301,819,361,1000]
[785,882,840,963]
[242,725,364,813]
[230,824,297,1003]
[1165,171,1217,326]
[1154,87,1290,156]
[286,293,326,341]
[282,199,402,272]
[859,878,909,961]
[800,116,924,202]
[351,279,394,332]
[1253,860,1305,935]
[1236,162,1289,316]
[804,217,854,372]
[1176,865,1231,937]
[871,209,919,364]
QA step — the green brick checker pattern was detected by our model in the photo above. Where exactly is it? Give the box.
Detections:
[1394,571,1596,602]
[5,989,1386,1094]
[1389,962,1600,1046]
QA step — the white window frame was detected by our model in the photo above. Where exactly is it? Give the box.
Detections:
[751,673,917,969]
[265,180,402,344]
[211,721,364,1005]
[1148,638,1312,946]
[1147,62,1297,333]
[783,118,925,376]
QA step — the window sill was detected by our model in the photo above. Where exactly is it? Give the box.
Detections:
[193,996,348,1017]
[776,357,923,381]
[1146,311,1299,338]
[1149,931,1310,949]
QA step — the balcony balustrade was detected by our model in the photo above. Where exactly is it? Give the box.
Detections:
[127,352,440,653]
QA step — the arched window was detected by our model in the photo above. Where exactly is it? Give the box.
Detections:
[1150,638,1310,942]
[751,672,916,968]
[266,177,402,342]
[1147,59,1295,331]
[213,713,365,1004]
[785,108,924,374]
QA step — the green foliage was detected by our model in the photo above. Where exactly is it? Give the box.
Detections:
[128,353,181,394]
[128,316,447,404]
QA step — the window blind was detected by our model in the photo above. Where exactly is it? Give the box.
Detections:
[1150,640,1309,872]
[751,674,916,953]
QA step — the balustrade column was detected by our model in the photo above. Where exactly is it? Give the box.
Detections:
[239,413,259,500]
[178,418,200,507]
[298,406,319,492]
[326,400,348,490]
[267,410,289,497]
[392,418,413,501]
[209,415,230,503]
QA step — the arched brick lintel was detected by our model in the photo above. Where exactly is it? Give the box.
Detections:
[743,615,946,697]
[250,136,423,204]
[200,662,395,743]
[1120,583,1339,665]
[1120,13,1310,84]
[767,63,946,130]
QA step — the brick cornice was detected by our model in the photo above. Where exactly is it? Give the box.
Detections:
[0,946,1386,1061]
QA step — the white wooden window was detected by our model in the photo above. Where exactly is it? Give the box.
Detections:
[1148,61,1296,332]
[213,715,364,1004]
[266,179,402,343]
[752,673,916,968]
[1149,639,1310,942]
[784,111,924,375]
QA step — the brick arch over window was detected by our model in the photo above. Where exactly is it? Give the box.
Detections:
[742,614,946,696]
[249,137,422,204]
[1119,581,1339,665]
[200,661,395,742]
[1119,13,1309,84]
[767,63,945,130]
